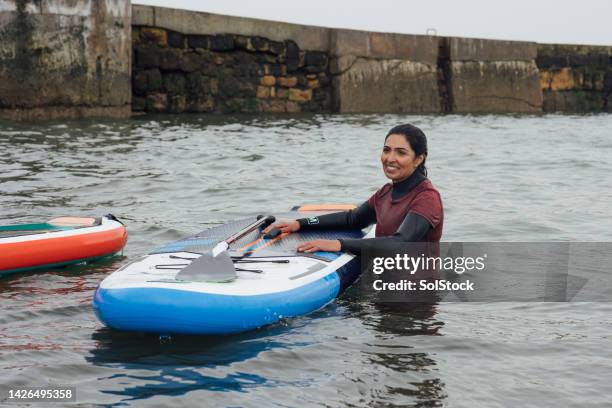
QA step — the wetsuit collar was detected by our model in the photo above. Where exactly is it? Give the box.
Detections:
[391,170,426,200]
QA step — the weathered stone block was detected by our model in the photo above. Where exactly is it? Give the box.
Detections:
[285,40,300,72]
[264,64,283,76]
[132,96,146,111]
[259,99,286,112]
[178,52,203,72]
[158,48,183,71]
[550,68,575,91]
[188,35,210,49]
[225,98,259,112]
[540,71,552,90]
[450,61,542,113]
[592,71,606,91]
[260,75,276,86]
[370,32,438,62]
[234,51,257,64]
[140,27,168,47]
[536,55,569,69]
[313,88,330,102]
[163,73,186,94]
[146,93,168,111]
[234,63,262,77]
[603,71,612,92]
[286,101,300,113]
[234,36,249,50]
[542,90,604,112]
[304,51,328,67]
[257,53,279,64]
[330,56,356,74]
[330,29,369,57]
[0,3,135,116]
[136,47,160,68]
[133,71,148,94]
[278,76,298,87]
[299,51,306,68]
[168,95,187,112]
[210,35,235,51]
[306,65,325,73]
[217,69,242,97]
[201,62,218,76]
[251,37,269,51]
[132,6,154,26]
[451,38,537,61]
[318,72,331,86]
[194,48,213,59]
[210,78,219,94]
[307,79,320,89]
[243,82,258,95]
[188,96,214,112]
[568,54,604,67]
[257,86,272,98]
[582,72,593,90]
[333,58,440,113]
[277,88,289,98]
[167,31,185,48]
[186,72,211,95]
[269,41,285,55]
[288,88,312,102]
[146,69,163,92]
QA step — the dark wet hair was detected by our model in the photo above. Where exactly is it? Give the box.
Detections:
[385,124,428,176]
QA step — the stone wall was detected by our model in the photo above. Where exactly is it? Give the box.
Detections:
[131,5,551,115]
[0,0,131,120]
[132,28,330,114]
[448,38,542,113]
[330,30,441,113]
[537,44,612,112]
[131,5,331,114]
[2,2,611,119]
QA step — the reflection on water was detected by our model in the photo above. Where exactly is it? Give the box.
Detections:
[1,113,612,406]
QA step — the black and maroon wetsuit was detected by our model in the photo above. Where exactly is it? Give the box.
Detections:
[297,171,443,255]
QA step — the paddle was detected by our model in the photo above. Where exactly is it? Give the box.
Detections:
[176,215,276,283]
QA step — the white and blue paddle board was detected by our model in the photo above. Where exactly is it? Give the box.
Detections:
[93,206,371,335]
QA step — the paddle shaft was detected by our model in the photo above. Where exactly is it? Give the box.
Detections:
[225,215,275,245]
[212,215,275,257]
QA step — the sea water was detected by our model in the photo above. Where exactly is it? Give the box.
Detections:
[1,113,611,406]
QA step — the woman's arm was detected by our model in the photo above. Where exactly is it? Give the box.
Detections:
[297,201,376,231]
[338,212,432,255]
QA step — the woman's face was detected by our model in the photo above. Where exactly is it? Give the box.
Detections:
[381,134,424,182]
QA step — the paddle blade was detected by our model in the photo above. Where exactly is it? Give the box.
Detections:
[212,241,229,257]
[176,251,237,283]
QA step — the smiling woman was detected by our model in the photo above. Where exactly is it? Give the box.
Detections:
[264,124,444,254]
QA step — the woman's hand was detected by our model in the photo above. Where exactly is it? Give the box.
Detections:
[263,220,300,234]
[297,239,341,253]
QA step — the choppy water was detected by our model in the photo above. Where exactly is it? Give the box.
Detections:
[1,114,611,407]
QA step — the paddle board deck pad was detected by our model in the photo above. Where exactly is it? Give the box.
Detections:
[94,208,371,335]
[0,215,128,277]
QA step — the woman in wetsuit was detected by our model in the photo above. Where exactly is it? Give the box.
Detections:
[266,123,443,254]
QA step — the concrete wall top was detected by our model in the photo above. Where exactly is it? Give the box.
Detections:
[132,5,438,62]
[537,43,612,56]
[132,4,331,51]
[450,37,537,61]
[331,29,438,63]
